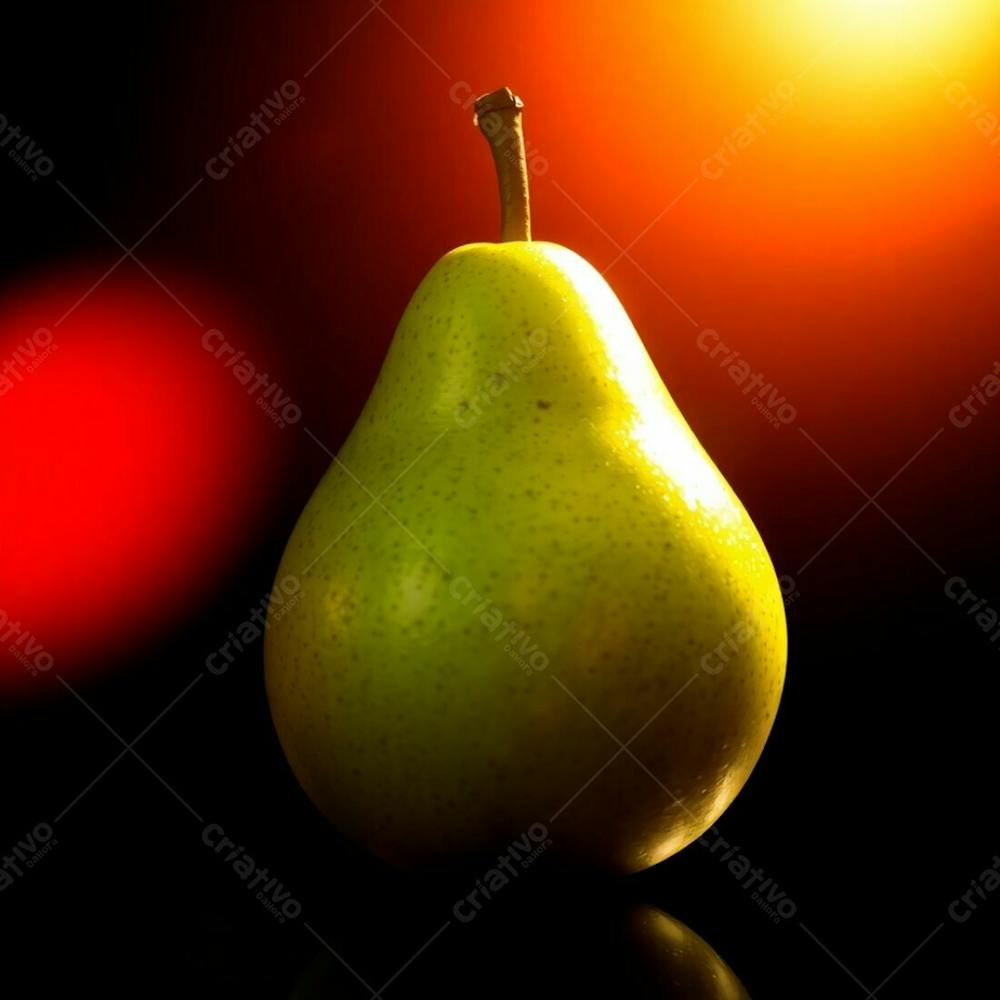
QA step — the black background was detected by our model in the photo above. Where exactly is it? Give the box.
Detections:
[2,4,998,997]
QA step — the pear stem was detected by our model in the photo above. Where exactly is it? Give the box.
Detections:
[475,87,531,242]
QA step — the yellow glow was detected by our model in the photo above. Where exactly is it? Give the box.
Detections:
[754,0,996,88]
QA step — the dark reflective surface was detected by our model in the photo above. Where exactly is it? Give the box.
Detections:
[292,892,749,999]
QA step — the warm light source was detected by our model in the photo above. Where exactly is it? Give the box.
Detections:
[757,0,995,85]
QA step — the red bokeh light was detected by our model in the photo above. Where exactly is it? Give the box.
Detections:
[0,264,283,695]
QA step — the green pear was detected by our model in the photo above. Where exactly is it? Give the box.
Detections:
[265,88,786,873]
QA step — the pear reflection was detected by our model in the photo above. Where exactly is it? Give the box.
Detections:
[291,897,749,999]
[626,906,750,999]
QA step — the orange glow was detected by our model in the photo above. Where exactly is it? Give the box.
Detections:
[153,0,1000,574]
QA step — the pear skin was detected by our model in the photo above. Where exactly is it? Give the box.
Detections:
[265,240,786,873]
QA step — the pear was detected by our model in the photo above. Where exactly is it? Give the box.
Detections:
[265,88,786,873]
